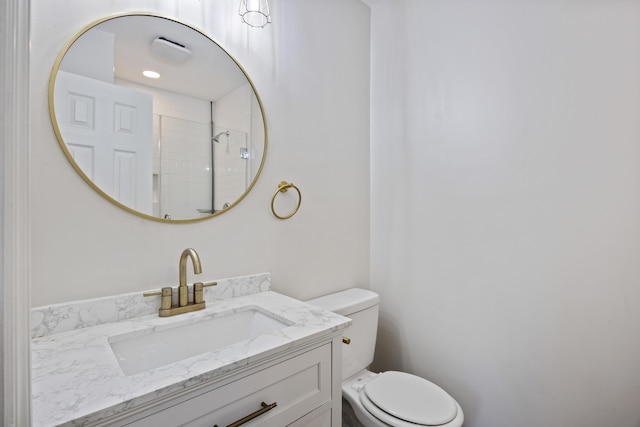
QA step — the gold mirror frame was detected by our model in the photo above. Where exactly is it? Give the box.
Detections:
[48,12,268,223]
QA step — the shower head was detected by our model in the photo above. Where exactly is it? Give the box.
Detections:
[212,131,230,142]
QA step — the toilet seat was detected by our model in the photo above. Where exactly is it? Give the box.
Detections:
[359,371,458,426]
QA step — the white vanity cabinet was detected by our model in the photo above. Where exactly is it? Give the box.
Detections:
[119,340,339,427]
[31,289,350,427]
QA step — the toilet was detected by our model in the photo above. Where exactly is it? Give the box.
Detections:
[307,288,464,427]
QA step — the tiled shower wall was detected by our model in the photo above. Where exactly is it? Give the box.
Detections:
[156,115,211,219]
[118,79,211,220]
[118,79,255,219]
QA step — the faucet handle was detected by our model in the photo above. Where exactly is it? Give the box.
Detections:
[194,281,217,304]
[143,287,173,310]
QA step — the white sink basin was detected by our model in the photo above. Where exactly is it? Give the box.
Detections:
[109,308,290,375]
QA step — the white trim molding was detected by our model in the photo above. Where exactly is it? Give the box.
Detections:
[2,0,32,425]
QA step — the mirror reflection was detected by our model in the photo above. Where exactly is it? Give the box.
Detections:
[50,14,267,222]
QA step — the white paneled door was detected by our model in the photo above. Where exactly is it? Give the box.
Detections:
[54,70,153,214]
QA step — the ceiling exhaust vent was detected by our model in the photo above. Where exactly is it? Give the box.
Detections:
[150,37,192,64]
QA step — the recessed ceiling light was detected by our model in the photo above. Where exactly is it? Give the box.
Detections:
[143,70,161,79]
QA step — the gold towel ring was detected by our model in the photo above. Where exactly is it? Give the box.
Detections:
[271,181,301,220]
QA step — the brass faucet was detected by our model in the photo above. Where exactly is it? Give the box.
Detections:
[179,248,202,307]
[143,248,217,317]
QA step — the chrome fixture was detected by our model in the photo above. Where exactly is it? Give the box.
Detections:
[143,248,217,317]
[212,130,229,142]
[239,0,272,28]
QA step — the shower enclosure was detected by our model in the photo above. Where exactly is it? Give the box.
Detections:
[152,114,250,219]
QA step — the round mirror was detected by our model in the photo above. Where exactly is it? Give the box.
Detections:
[49,13,267,223]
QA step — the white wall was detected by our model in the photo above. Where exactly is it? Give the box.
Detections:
[370,1,640,426]
[59,29,115,83]
[0,90,4,424]
[29,0,370,306]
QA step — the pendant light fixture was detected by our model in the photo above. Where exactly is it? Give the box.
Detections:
[239,0,272,28]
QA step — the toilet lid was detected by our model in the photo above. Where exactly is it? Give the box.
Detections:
[363,371,458,426]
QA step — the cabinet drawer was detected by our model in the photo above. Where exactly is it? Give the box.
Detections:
[127,343,332,427]
[286,403,332,427]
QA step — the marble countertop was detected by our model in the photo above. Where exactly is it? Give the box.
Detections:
[31,288,350,427]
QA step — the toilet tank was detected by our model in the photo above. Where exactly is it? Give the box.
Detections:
[306,288,379,380]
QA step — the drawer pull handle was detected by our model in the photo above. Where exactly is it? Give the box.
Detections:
[342,336,351,345]
[225,401,278,427]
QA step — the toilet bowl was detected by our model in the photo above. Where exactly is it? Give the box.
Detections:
[307,288,464,427]
[343,370,464,427]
